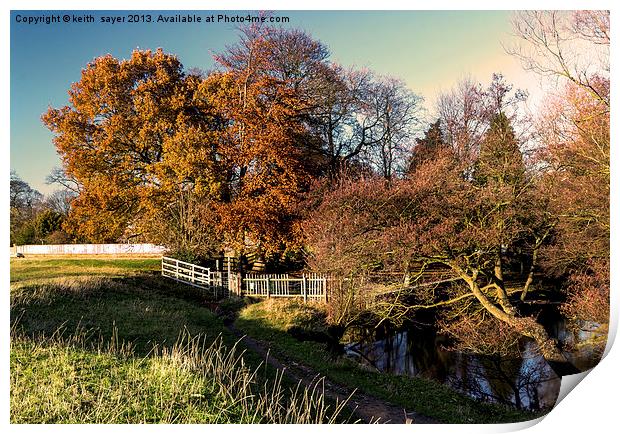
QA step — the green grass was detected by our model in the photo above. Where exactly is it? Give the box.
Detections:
[11,275,223,353]
[10,256,161,283]
[235,299,547,424]
[11,329,349,423]
[10,257,350,424]
[11,333,228,423]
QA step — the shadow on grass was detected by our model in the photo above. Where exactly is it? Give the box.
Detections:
[10,273,230,355]
[10,273,359,424]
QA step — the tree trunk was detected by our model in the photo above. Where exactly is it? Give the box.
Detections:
[521,244,539,301]
[464,273,568,364]
[493,249,517,315]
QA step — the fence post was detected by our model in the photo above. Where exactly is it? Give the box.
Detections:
[175,259,179,280]
[302,274,307,303]
[227,257,232,294]
[266,276,271,298]
[191,264,195,284]
[323,276,328,303]
[206,268,213,297]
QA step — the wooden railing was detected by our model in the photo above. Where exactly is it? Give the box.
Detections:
[242,273,328,301]
[162,256,458,302]
[161,257,226,298]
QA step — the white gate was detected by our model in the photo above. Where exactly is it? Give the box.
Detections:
[161,257,226,298]
[243,273,328,301]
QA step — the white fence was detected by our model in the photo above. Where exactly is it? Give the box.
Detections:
[242,273,328,301]
[11,243,166,256]
[161,256,226,298]
[161,256,328,302]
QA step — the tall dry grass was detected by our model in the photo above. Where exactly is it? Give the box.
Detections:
[10,324,354,424]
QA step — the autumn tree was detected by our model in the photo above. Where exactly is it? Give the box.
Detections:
[43,49,225,248]
[42,27,341,257]
[203,23,319,255]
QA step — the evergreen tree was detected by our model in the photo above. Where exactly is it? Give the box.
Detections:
[475,112,525,187]
[407,119,445,173]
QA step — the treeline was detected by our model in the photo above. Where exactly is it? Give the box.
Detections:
[10,171,75,245]
[39,11,609,360]
[42,25,422,257]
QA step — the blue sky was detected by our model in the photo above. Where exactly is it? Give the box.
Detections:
[10,10,538,195]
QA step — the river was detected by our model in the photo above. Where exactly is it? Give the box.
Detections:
[344,313,602,410]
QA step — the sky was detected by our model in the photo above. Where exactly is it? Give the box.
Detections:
[10,9,543,195]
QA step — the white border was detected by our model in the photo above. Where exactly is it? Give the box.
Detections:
[3,1,617,434]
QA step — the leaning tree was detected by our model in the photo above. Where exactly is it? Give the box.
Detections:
[304,77,574,369]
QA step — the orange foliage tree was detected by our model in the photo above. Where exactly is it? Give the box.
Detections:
[42,49,224,253]
[202,24,319,254]
[43,31,320,256]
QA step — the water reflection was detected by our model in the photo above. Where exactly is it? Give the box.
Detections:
[344,323,595,410]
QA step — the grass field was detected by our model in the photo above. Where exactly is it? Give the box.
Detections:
[10,257,220,352]
[10,256,161,282]
[9,257,349,424]
[10,256,543,424]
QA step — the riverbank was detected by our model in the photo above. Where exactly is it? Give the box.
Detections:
[234,298,548,423]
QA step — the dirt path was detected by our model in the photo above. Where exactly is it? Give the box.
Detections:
[226,323,438,424]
